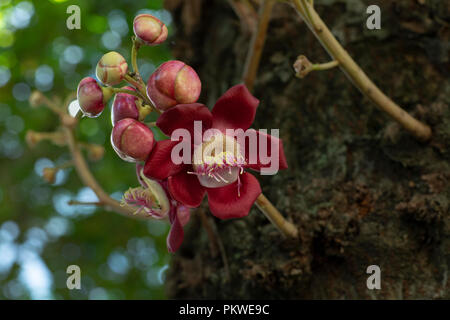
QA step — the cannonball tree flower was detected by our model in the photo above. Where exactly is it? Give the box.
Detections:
[96,51,128,86]
[143,85,287,250]
[77,77,113,117]
[146,60,201,112]
[122,165,191,252]
[122,166,170,218]
[133,14,168,46]
[111,118,155,162]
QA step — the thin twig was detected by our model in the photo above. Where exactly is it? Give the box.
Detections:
[112,87,143,98]
[227,0,258,35]
[63,124,150,219]
[199,210,219,257]
[40,95,66,117]
[55,160,74,170]
[255,193,298,238]
[124,74,162,115]
[292,0,432,141]
[199,210,231,281]
[213,224,231,282]
[63,92,77,110]
[242,0,275,91]
[68,200,103,206]
[294,55,339,78]
[312,60,339,71]
[131,37,142,80]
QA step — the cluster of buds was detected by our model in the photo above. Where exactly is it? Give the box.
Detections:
[76,13,201,163]
[74,13,202,250]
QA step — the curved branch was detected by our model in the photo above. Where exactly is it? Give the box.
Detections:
[242,0,275,91]
[255,194,298,238]
[293,0,432,141]
[63,125,151,220]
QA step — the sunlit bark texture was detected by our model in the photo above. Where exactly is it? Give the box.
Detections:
[164,0,449,299]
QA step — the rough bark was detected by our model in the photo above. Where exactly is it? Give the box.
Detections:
[164,0,449,299]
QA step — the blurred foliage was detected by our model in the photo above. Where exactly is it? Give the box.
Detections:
[0,0,174,299]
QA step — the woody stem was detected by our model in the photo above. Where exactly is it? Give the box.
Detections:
[292,0,431,141]
[312,60,339,71]
[255,193,298,238]
[131,37,142,80]
[112,88,142,98]
[242,0,275,91]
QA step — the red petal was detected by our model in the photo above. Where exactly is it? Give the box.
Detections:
[211,84,259,132]
[176,205,191,227]
[144,140,185,180]
[243,129,288,173]
[167,207,184,253]
[156,103,212,140]
[206,172,261,219]
[168,171,205,208]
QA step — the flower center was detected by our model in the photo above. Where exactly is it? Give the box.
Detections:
[121,170,170,218]
[191,133,245,190]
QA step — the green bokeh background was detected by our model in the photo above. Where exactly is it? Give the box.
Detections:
[0,0,174,299]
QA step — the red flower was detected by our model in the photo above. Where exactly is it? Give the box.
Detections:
[127,164,190,253]
[144,84,288,252]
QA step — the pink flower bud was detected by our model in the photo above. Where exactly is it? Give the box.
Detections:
[77,77,112,117]
[133,14,168,46]
[96,51,128,86]
[146,60,201,112]
[111,86,140,125]
[111,118,155,162]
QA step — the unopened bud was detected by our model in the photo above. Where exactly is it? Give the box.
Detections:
[293,55,313,78]
[87,144,105,161]
[133,14,168,46]
[26,131,40,148]
[77,77,112,118]
[147,60,201,112]
[42,167,57,184]
[111,86,140,125]
[29,91,45,108]
[96,51,128,86]
[111,118,155,162]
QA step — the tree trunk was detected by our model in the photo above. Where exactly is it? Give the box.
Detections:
[164,0,449,299]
